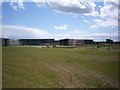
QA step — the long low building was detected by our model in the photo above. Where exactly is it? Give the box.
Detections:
[1,38,94,46]
[60,39,93,46]
[19,39,54,45]
[1,38,20,46]
[74,39,93,45]
[19,39,93,46]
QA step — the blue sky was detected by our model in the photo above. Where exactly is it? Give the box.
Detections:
[1,0,119,41]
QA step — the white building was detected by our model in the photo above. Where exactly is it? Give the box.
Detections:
[9,39,19,46]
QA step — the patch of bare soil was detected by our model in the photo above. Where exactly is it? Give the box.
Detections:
[41,61,118,88]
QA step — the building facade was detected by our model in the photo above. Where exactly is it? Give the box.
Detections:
[74,39,93,46]
[9,39,19,46]
[2,38,9,46]
[54,40,60,45]
[84,39,93,44]
[1,38,94,46]
[19,39,54,45]
[60,39,74,46]
[60,39,93,46]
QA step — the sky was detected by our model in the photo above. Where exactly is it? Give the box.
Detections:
[1,0,119,41]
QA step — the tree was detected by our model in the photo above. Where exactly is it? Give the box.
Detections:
[106,39,113,44]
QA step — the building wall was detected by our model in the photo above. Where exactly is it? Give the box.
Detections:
[60,39,69,46]
[60,39,93,46]
[1,38,94,46]
[9,39,19,46]
[2,38,9,46]
[19,39,54,45]
[74,39,93,46]
[54,40,60,45]
[68,39,74,46]
[74,39,84,45]
[60,39,74,46]
[84,40,93,44]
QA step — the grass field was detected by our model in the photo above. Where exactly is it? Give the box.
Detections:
[2,46,119,88]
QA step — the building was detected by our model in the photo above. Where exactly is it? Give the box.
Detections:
[1,38,94,46]
[83,39,93,44]
[1,38,20,46]
[60,39,74,46]
[54,40,60,45]
[59,39,93,46]
[9,39,19,46]
[74,39,84,45]
[59,39,94,46]
[19,39,54,45]
[1,38,9,46]
[74,39,93,45]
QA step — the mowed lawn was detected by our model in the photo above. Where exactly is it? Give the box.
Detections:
[2,46,118,88]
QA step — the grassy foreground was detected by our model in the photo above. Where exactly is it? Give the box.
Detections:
[2,46,118,88]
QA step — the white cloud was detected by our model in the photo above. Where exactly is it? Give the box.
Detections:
[83,19,88,22]
[84,10,99,17]
[2,25,50,39]
[83,2,99,17]
[89,25,97,29]
[6,0,99,16]
[10,0,25,10]
[30,0,99,17]
[92,33,110,37]
[99,5,102,8]
[90,0,118,29]
[3,0,118,20]
[46,0,97,14]
[33,0,46,7]
[54,25,68,30]
[100,1,118,19]
[104,0,119,4]
[55,30,118,41]
[1,25,119,41]
[0,0,1,2]
[51,29,92,40]
[91,31,119,41]
[70,30,92,39]
[90,18,118,29]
